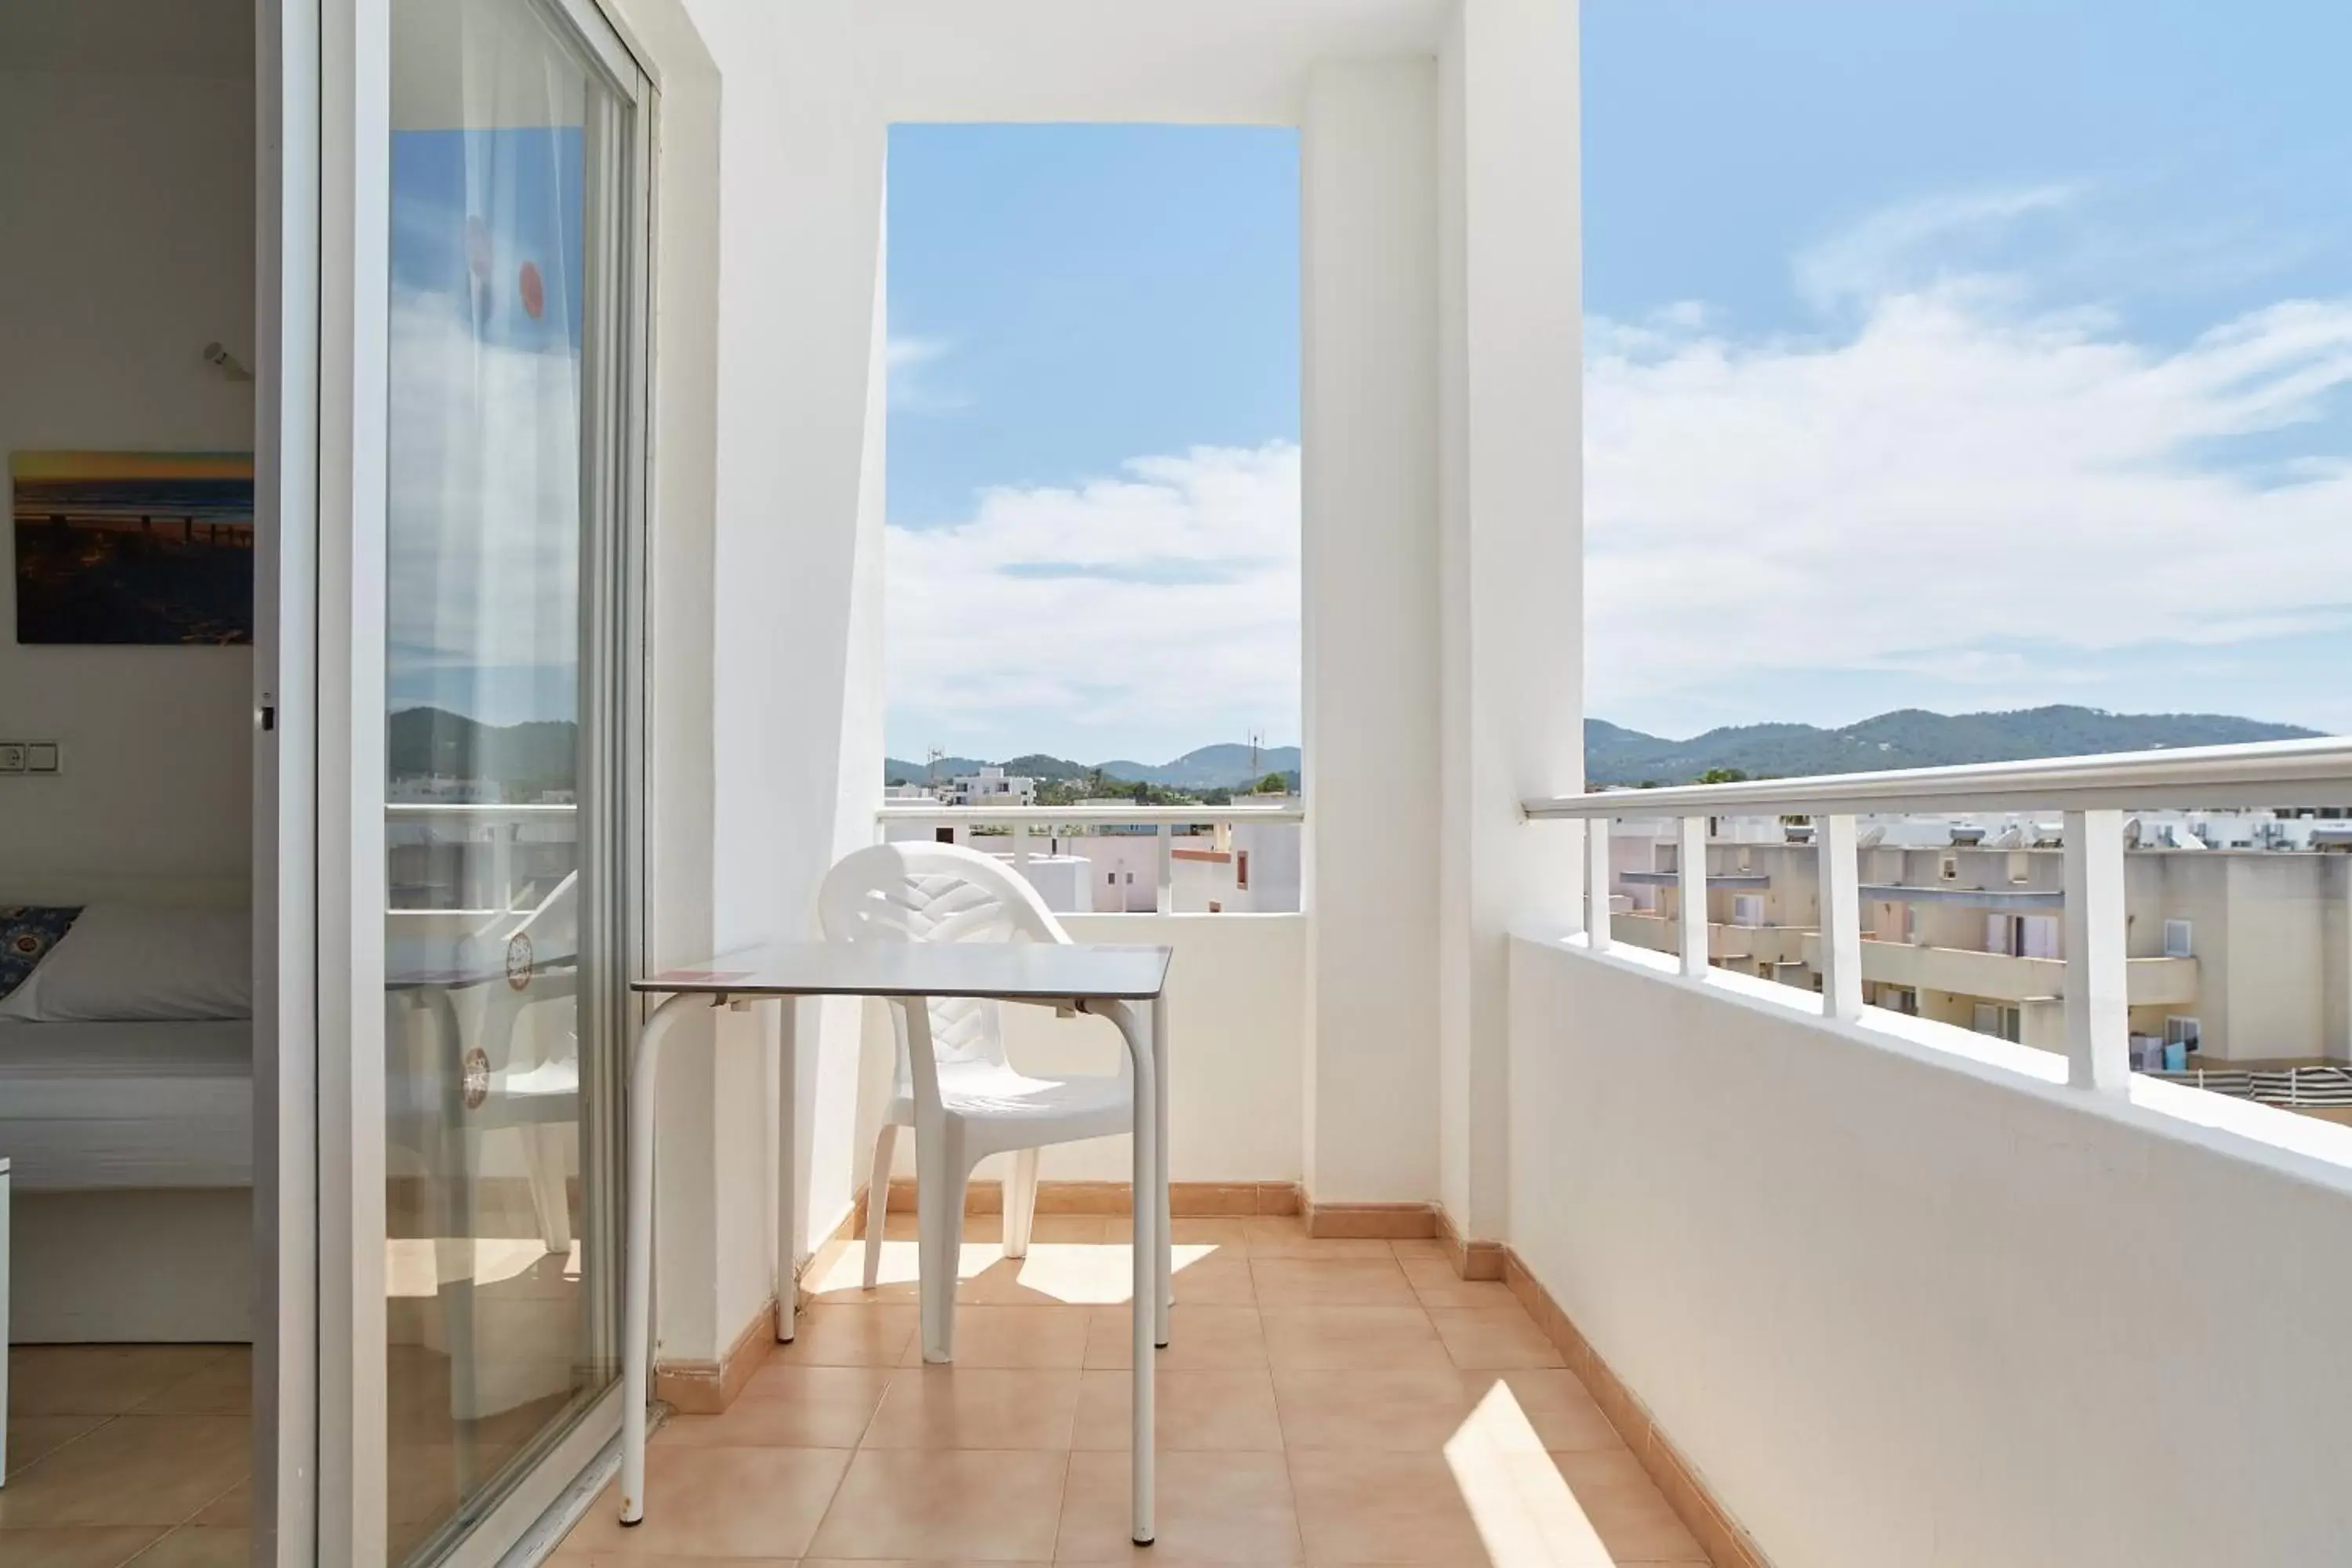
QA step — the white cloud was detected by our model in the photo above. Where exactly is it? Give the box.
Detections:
[886,334,970,414]
[887,443,1300,759]
[386,289,583,706]
[1586,274,2352,725]
[1793,183,2077,309]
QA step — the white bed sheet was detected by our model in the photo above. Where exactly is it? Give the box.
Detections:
[0,1018,252,1189]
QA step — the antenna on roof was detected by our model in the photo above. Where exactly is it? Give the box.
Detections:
[925,746,945,789]
[1248,727,1264,784]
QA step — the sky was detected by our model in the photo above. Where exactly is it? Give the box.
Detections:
[887,2,2352,763]
[387,124,589,728]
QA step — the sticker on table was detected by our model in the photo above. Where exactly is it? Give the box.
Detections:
[463,1047,492,1110]
[506,931,535,991]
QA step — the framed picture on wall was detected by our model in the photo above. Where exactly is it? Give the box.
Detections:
[10,450,256,645]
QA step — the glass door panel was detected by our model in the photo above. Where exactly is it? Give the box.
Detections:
[383,1,640,1559]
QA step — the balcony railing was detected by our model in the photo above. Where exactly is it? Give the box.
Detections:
[873,801,1304,914]
[1524,735,2352,1095]
[386,800,579,913]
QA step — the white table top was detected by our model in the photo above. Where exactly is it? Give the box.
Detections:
[633,941,1172,1002]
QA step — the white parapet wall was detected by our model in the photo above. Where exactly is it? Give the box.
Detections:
[859,912,1308,1189]
[1508,929,2352,1568]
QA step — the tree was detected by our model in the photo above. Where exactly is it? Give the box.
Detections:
[1696,767,1750,785]
[1255,771,1290,795]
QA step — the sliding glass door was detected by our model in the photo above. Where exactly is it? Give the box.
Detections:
[313,0,647,1561]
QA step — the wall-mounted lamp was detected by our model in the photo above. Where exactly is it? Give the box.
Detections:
[202,341,254,382]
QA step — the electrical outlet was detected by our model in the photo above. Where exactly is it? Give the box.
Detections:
[0,743,24,774]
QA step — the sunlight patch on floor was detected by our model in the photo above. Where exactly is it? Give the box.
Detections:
[1445,1377,1620,1566]
[386,1236,579,1296]
[803,1238,1223,1305]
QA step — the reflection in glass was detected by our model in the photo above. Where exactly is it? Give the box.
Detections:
[383,1,634,1559]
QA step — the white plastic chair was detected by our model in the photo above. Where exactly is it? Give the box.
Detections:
[819,840,1157,1363]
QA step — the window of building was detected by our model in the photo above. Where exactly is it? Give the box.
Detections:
[935,827,955,844]
[2166,1016,2203,1053]
[1236,850,1250,890]
[1939,854,1959,882]
[1973,1003,2023,1043]
[2165,919,2194,958]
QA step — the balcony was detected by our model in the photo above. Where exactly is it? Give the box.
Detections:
[1615,912,1813,969]
[1516,738,2352,1565]
[1796,931,2203,1007]
[541,745,2352,1566]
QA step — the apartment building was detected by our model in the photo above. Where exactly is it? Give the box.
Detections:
[1608,815,2352,1065]
[1169,814,1304,913]
[938,764,1036,807]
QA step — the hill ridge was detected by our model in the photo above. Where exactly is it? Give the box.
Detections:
[886,706,2324,792]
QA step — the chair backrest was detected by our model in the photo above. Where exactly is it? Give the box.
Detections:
[818,841,1072,1090]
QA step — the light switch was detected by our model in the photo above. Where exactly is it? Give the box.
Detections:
[25,743,58,774]
[0,744,24,774]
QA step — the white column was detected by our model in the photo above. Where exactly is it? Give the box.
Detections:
[672,0,890,1363]
[2063,808,2129,1093]
[1301,59,1443,1207]
[1817,814,1864,1022]
[1678,815,1710,977]
[1435,0,1584,1243]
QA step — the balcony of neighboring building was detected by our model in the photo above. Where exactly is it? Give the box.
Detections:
[1797,930,2203,1007]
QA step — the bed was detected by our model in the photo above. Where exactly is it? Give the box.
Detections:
[1,883,255,1343]
[0,1018,252,1191]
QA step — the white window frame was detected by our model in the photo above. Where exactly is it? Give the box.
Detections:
[2164,918,2194,958]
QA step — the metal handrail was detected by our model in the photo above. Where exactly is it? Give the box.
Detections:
[1522,735,2352,819]
[877,802,1304,827]
[1530,732,2352,1099]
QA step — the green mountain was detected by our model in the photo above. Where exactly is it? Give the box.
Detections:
[389,707,578,797]
[886,745,1301,792]
[1584,706,2323,786]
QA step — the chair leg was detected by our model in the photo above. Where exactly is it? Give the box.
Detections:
[1004,1146,1040,1259]
[862,1123,899,1289]
[916,1125,967,1363]
[524,1123,573,1257]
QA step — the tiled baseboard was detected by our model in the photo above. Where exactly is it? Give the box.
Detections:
[1496,1243,1773,1568]
[877,1177,1301,1221]
[1301,1198,1438,1240]
[652,1291,777,1414]
[1433,1203,1505,1279]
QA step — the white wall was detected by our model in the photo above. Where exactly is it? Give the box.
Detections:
[0,34,256,884]
[1511,931,2352,1567]
[617,0,893,1362]
[863,913,1308,1188]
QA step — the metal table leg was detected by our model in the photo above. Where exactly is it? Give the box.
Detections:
[619,992,707,1526]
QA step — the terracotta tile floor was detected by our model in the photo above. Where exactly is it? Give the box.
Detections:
[4,1336,578,1568]
[2,1343,252,1566]
[554,1219,1711,1566]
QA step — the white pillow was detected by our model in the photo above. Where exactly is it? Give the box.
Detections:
[0,904,252,1022]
